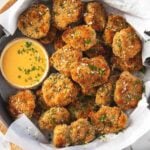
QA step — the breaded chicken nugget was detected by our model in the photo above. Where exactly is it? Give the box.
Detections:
[54,36,66,50]
[8,90,35,118]
[112,27,142,59]
[96,75,119,106]
[39,26,57,44]
[62,25,97,51]
[67,96,95,120]
[42,73,78,107]
[70,118,95,145]
[18,4,50,39]
[112,53,143,72]
[89,106,128,134]
[52,0,83,30]
[114,71,143,110]
[84,2,107,31]
[38,107,70,131]
[71,56,110,95]
[53,124,71,147]
[103,15,128,46]
[50,45,83,76]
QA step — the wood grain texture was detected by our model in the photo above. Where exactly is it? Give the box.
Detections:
[0,0,16,14]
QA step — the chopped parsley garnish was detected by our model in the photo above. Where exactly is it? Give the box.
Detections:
[88,64,105,76]
[18,67,22,71]
[84,39,91,45]
[31,66,36,71]
[24,69,30,75]
[117,38,122,49]
[99,114,107,122]
[25,79,28,82]
[25,41,32,48]
[16,40,46,85]
[17,75,21,78]
[17,66,44,75]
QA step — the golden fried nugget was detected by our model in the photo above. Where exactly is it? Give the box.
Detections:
[70,118,95,145]
[52,0,83,30]
[89,106,128,134]
[53,124,71,147]
[39,26,57,44]
[38,107,70,131]
[42,73,78,107]
[114,71,143,110]
[84,2,107,31]
[67,96,95,120]
[18,4,50,39]
[50,45,83,76]
[62,25,97,51]
[112,53,143,72]
[71,56,110,95]
[8,90,35,118]
[96,75,119,106]
[112,27,142,59]
[103,15,129,46]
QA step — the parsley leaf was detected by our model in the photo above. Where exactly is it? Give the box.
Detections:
[88,64,105,76]
[84,39,91,45]
[99,114,107,122]
[25,41,32,48]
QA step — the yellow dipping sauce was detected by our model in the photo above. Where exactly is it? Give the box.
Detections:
[0,38,49,88]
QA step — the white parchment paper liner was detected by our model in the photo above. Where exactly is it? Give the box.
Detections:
[0,0,34,36]
[0,132,10,150]
[4,95,150,150]
[0,0,150,150]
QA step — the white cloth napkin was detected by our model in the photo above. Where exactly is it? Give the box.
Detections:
[0,0,34,36]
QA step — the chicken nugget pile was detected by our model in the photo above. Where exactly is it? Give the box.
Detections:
[8,0,144,148]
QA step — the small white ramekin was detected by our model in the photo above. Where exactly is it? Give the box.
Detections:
[0,38,50,89]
